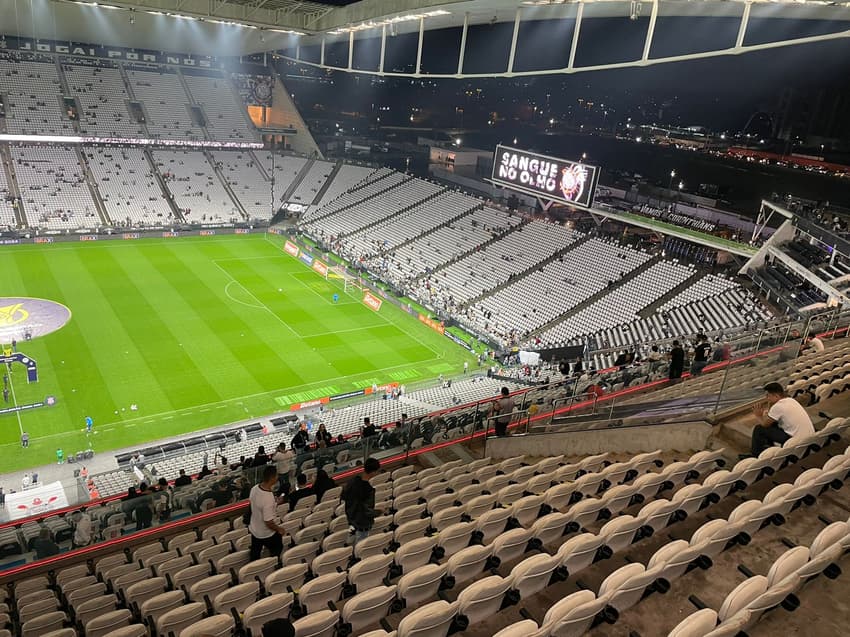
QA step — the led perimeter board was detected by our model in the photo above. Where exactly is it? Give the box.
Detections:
[491,145,600,209]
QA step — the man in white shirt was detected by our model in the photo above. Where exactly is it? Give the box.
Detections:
[804,335,825,353]
[249,465,285,561]
[750,382,815,456]
[72,509,92,548]
[272,442,294,493]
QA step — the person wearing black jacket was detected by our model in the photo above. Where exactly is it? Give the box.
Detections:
[314,423,333,448]
[360,417,377,439]
[342,457,381,545]
[668,340,685,380]
[291,422,310,455]
[287,473,315,512]
[312,469,336,503]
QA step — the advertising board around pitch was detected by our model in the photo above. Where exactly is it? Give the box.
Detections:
[491,144,600,209]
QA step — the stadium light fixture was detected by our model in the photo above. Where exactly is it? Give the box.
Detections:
[327,9,450,35]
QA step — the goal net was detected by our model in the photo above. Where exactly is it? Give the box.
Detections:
[330,265,364,297]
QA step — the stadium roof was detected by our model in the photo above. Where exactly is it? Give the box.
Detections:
[1,0,848,61]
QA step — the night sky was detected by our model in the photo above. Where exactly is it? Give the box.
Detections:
[284,17,850,134]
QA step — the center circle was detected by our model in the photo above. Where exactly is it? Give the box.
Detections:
[0,297,72,341]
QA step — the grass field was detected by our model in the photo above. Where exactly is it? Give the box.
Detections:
[0,233,473,472]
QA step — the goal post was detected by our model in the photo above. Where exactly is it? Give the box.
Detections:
[330,265,364,297]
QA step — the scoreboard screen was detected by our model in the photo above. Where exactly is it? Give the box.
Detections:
[491,144,599,209]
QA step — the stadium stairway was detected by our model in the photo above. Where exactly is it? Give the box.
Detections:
[310,161,343,206]
[75,147,111,226]
[460,233,596,310]
[280,157,317,203]
[0,144,26,228]
[411,215,528,284]
[525,253,664,340]
[205,150,248,219]
[638,269,704,319]
[144,149,185,222]
[339,187,449,240]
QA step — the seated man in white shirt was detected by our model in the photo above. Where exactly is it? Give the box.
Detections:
[749,382,815,457]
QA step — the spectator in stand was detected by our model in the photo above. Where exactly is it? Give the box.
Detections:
[194,480,233,512]
[314,423,333,448]
[230,456,246,471]
[253,445,270,466]
[272,442,294,494]
[197,465,212,479]
[691,334,711,376]
[33,528,60,559]
[291,423,310,455]
[174,469,192,487]
[343,457,381,546]
[668,340,685,380]
[489,387,515,437]
[72,509,92,548]
[312,469,336,504]
[803,335,825,354]
[748,382,814,457]
[287,473,314,512]
[249,465,286,561]
[262,618,296,637]
[361,417,377,439]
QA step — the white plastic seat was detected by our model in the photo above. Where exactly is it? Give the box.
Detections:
[341,585,397,633]
[293,608,340,637]
[355,532,393,560]
[557,532,606,576]
[139,590,185,627]
[600,484,638,517]
[172,564,212,592]
[446,544,493,585]
[510,553,560,598]
[668,608,719,637]
[491,527,534,565]
[298,571,347,613]
[394,536,438,574]
[456,575,512,625]
[394,504,428,527]
[395,518,431,547]
[75,594,119,629]
[689,519,740,558]
[564,497,606,530]
[84,609,133,637]
[717,575,769,622]
[431,507,465,532]
[348,553,395,592]
[492,620,539,637]
[497,483,526,507]
[530,512,571,547]
[543,483,578,512]
[283,541,320,567]
[312,546,353,576]
[212,581,259,615]
[238,556,280,586]
[436,522,474,558]
[671,484,713,517]
[599,515,643,554]
[538,589,608,637]
[645,539,704,585]
[179,614,235,637]
[396,600,459,637]
[637,498,679,534]
[243,593,295,636]
[474,507,512,544]
[156,602,206,637]
[397,563,448,607]
[465,494,498,520]
[597,562,657,613]
[508,495,544,529]
[188,573,232,603]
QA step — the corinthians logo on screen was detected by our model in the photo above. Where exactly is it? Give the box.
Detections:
[0,297,72,341]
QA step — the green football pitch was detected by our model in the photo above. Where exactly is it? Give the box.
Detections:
[0,233,473,472]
